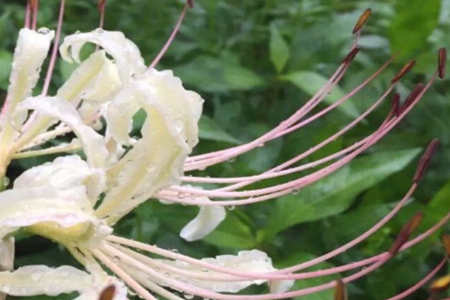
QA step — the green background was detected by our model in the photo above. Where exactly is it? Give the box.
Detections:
[0,0,449,299]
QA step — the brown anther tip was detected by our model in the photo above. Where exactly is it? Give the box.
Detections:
[391,60,416,84]
[392,93,401,117]
[443,234,450,257]
[99,285,116,300]
[400,83,424,114]
[430,275,450,294]
[438,48,447,79]
[389,212,423,256]
[342,48,360,64]
[187,0,194,8]
[334,280,347,300]
[352,8,372,34]
[28,0,38,9]
[413,139,439,183]
[97,0,106,12]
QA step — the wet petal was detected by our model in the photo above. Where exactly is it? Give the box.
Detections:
[0,265,90,296]
[60,30,146,85]
[3,28,54,123]
[57,50,122,105]
[96,69,203,224]
[180,197,226,242]
[15,97,108,169]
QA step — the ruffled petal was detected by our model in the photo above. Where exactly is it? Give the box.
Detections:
[96,70,203,224]
[0,156,111,245]
[15,97,108,169]
[59,29,146,86]
[3,28,54,124]
[180,197,226,242]
[0,265,90,296]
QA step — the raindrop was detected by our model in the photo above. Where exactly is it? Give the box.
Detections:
[226,205,235,211]
[165,272,171,278]
[171,249,179,253]
[95,28,104,34]
[177,192,186,199]
[292,188,300,195]
[112,256,121,264]
[173,118,184,132]
[184,293,194,299]
[201,268,209,273]
[37,27,50,34]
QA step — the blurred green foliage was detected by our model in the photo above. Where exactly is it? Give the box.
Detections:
[1,0,450,299]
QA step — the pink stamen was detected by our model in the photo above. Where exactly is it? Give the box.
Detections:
[149,1,191,69]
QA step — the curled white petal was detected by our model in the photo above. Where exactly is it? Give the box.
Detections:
[97,70,203,224]
[60,30,146,85]
[14,155,105,204]
[0,265,90,296]
[15,97,108,169]
[180,196,226,242]
[152,250,293,293]
[3,28,54,123]
[57,50,122,104]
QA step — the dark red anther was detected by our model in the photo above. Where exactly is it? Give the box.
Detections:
[342,48,360,64]
[99,285,116,300]
[443,234,450,257]
[413,139,439,184]
[438,48,447,79]
[400,83,424,114]
[389,212,423,256]
[391,60,416,83]
[352,8,372,34]
[391,93,401,117]
[334,280,347,300]
[28,0,38,10]
[187,0,194,8]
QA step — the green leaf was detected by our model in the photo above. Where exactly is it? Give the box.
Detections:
[387,0,441,58]
[199,116,241,144]
[0,50,12,90]
[175,55,265,93]
[202,213,257,249]
[276,252,339,300]
[270,24,290,73]
[281,71,359,118]
[262,148,421,238]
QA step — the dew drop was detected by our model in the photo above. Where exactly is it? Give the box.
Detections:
[184,293,194,299]
[292,188,300,195]
[171,249,179,253]
[37,27,50,34]
[226,205,235,211]
[165,272,171,278]
[112,256,121,264]
[201,268,209,272]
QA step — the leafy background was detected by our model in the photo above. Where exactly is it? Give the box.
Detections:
[0,0,450,299]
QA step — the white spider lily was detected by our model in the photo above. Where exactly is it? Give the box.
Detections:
[0,1,447,300]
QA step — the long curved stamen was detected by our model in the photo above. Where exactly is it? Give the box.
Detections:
[149,1,193,69]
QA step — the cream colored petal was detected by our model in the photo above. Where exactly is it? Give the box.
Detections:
[57,50,121,104]
[96,70,203,223]
[2,28,54,123]
[60,30,146,85]
[15,97,108,169]
[14,155,105,204]
[0,265,90,296]
[180,198,226,242]
[0,238,14,272]
[158,250,293,293]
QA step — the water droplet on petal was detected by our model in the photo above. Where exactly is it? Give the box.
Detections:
[112,256,121,264]
[227,205,235,211]
[184,293,194,299]
[37,27,50,34]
